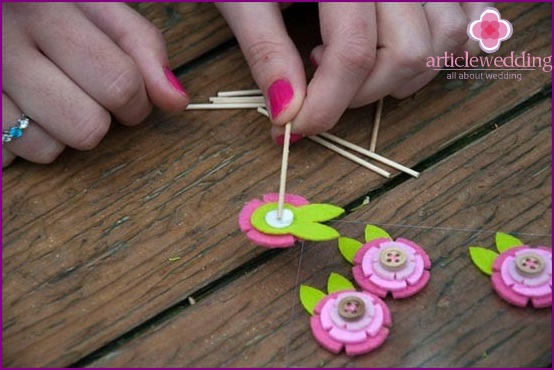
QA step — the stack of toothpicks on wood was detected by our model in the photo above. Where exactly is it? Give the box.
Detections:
[188,89,419,179]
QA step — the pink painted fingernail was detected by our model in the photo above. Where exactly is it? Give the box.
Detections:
[164,67,187,95]
[274,133,304,146]
[268,79,294,119]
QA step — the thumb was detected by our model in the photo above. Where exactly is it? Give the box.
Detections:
[78,3,189,112]
[216,3,306,126]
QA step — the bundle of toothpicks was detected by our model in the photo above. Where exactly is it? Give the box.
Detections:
[187,89,420,215]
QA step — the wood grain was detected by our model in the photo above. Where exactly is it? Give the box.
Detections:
[88,99,552,368]
[2,2,551,367]
[128,2,234,68]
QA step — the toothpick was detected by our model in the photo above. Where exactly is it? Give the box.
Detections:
[209,96,265,104]
[277,122,292,219]
[217,89,263,97]
[257,107,393,178]
[186,103,266,110]
[319,133,420,178]
[370,99,384,152]
[308,136,391,178]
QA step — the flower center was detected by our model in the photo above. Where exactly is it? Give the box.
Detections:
[515,252,545,275]
[379,247,407,271]
[338,296,365,321]
[264,209,294,228]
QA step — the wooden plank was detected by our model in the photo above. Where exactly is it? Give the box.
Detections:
[2,2,551,367]
[88,99,552,368]
[128,2,234,68]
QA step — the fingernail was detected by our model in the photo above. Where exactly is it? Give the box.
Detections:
[268,79,294,119]
[274,133,304,146]
[164,67,187,95]
[309,54,319,68]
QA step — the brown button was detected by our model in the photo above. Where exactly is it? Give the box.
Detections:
[515,253,545,275]
[338,296,365,321]
[379,247,407,271]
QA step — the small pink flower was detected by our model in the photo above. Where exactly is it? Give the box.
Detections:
[467,7,513,53]
[311,290,392,356]
[491,246,552,308]
[352,238,431,299]
[238,193,308,248]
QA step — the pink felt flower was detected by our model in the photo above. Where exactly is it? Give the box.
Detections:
[311,290,392,356]
[238,193,309,248]
[491,246,552,308]
[352,238,431,299]
[467,7,513,53]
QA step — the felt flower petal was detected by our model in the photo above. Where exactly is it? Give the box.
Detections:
[491,273,528,307]
[353,266,388,298]
[392,271,431,299]
[369,274,407,291]
[345,328,389,356]
[364,303,384,337]
[512,283,552,298]
[329,327,367,344]
[320,298,335,330]
[238,199,264,232]
[245,229,295,248]
[406,255,425,285]
[310,316,343,354]
[531,295,552,308]
[501,256,521,286]
[262,193,309,206]
[397,238,432,268]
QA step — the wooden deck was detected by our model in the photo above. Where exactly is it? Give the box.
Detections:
[2,2,551,367]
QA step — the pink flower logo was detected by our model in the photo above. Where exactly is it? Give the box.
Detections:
[467,7,513,53]
[339,225,431,299]
[469,232,552,308]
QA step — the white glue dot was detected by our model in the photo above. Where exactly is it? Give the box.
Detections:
[265,209,294,228]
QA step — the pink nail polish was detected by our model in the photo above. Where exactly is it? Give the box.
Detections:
[164,67,187,95]
[268,79,294,119]
[274,133,304,146]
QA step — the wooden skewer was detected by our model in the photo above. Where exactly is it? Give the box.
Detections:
[187,103,266,110]
[209,96,265,104]
[217,89,263,97]
[277,122,292,219]
[370,99,384,152]
[319,133,420,178]
[308,136,391,178]
[257,108,392,178]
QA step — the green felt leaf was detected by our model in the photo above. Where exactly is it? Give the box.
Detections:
[327,272,355,293]
[469,246,499,276]
[288,222,340,241]
[294,204,345,223]
[495,232,524,253]
[250,203,294,235]
[299,285,326,315]
[338,237,363,264]
[364,224,392,242]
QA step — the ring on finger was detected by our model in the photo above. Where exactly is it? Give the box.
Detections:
[2,114,31,144]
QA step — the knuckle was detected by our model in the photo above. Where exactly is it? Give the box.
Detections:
[246,39,287,73]
[394,46,432,77]
[71,109,110,150]
[104,62,143,110]
[335,37,375,73]
[305,110,337,135]
[35,143,65,164]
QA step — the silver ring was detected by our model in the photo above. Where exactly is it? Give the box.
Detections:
[2,115,30,144]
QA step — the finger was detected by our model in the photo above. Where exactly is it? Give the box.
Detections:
[78,3,189,113]
[351,2,433,107]
[391,2,469,98]
[2,93,65,166]
[2,34,111,150]
[459,2,495,56]
[291,2,377,135]
[216,2,306,125]
[25,3,151,126]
